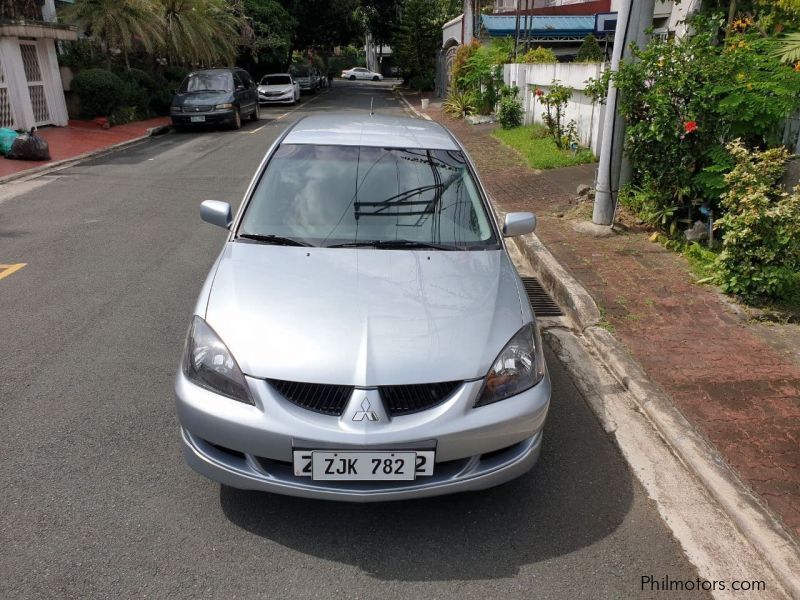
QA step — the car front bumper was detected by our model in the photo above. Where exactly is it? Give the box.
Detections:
[175,370,551,501]
[171,109,235,125]
[259,93,294,104]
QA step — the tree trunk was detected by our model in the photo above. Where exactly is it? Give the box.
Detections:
[728,0,737,26]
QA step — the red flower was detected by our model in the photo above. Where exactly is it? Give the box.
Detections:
[534,88,543,97]
[683,120,698,134]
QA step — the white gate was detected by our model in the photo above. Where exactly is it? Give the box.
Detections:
[0,53,16,129]
[19,41,50,126]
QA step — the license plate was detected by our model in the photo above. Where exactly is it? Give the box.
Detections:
[190,115,205,123]
[293,450,435,481]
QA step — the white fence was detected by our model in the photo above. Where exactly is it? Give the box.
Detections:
[504,62,607,155]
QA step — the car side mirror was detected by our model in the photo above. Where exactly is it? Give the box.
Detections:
[236,84,245,91]
[200,200,233,230]
[502,212,537,237]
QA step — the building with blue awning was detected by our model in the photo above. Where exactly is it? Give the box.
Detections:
[481,14,605,42]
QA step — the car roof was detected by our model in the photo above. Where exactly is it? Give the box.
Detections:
[283,114,460,151]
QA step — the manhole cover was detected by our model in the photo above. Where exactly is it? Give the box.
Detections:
[520,277,563,317]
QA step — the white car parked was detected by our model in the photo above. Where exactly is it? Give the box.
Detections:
[341,67,383,81]
[258,73,300,105]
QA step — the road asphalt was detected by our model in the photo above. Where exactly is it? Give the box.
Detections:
[0,81,708,599]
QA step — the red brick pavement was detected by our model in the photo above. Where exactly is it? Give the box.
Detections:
[426,102,800,537]
[0,117,170,179]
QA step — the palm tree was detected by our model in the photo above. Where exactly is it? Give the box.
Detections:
[158,0,242,66]
[62,0,164,69]
[775,32,800,65]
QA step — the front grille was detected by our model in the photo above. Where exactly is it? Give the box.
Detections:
[380,381,461,416]
[186,105,213,112]
[269,379,353,416]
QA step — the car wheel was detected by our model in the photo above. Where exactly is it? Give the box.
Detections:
[349,75,356,80]
[372,75,379,81]
[231,107,242,130]
[250,103,259,122]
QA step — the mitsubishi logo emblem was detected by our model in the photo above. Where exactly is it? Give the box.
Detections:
[353,398,379,422]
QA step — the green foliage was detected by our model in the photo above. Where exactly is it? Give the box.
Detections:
[584,69,611,104]
[540,80,574,149]
[522,46,557,64]
[71,68,125,117]
[393,0,444,86]
[410,72,435,91]
[775,32,800,63]
[575,34,604,62]
[442,90,475,118]
[614,14,800,233]
[497,85,522,129]
[159,0,242,65]
[62,0,164,64]
[684,242,719,280]
[58,39,106,69]
[455,45,504,114]
[714,141,800,301]
[494,125,595,170]
[239,0,295,73]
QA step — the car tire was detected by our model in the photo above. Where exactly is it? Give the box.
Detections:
[250,103,259,122]
[230,107,242,130]
[349,75,356,80]
[372,76,380,81]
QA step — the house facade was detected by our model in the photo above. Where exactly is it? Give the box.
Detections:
[0,0,76,130]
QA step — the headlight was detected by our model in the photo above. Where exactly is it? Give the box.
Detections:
[475,323,545,407]
[183,316,252,404]
[215,103,234,111]
[170,106,182,113]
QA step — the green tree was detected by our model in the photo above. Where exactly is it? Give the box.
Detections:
[279,0,361,53]
[575,34,604,62]
[62,0,164,69]
[158,0,242,66]
[239,0,296,73]
[393,0,441,87]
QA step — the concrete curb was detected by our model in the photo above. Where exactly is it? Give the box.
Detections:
[511,231,800,599]
[0,124,171,186]
[394,88,432,121]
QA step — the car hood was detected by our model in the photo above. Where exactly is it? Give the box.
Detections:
[173,91,231,107]
[258,84,293,93]
[204,243,525,385]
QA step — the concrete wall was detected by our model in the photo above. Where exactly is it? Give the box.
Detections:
[504,62,607,155]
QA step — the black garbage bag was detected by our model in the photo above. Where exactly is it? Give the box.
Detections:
[6,128,50,161]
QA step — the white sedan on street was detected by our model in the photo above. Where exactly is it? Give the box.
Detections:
[258,73,300,105]
[341,67,383,81]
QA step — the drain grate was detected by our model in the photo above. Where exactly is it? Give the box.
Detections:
[520,277,563,317]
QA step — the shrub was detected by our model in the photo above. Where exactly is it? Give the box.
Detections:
[443,90,475,118]
[576,34,604,62]
[72,68,125,118]
[540,80,574,149]
[458,45,503,114]
[497,85,522,129]
[714,141,800,301]
[522,47,556,64]
[451,40,480,85]
[163,66,190,84]
[410,71,435,91]
[614,15,800,232]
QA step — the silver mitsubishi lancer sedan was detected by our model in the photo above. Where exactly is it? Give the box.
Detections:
[175,113,551,501]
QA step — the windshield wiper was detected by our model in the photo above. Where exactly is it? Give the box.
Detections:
[237,233,312,247]
[328,239,457,250]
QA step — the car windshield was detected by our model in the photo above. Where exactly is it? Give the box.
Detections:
[238,145,499,250]
[262,75,291,85]
[181,72,232,93]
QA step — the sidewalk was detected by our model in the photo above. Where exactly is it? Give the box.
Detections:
[425,101,800,538]
[0,117,170,180]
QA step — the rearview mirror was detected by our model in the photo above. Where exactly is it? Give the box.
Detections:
[503,212,537,237]
[200,200,232,230]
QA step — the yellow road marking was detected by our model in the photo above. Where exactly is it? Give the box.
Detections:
[0,263,27,281]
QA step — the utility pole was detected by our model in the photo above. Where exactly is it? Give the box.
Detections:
[592,0,655,226]
[514,0,521,60]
